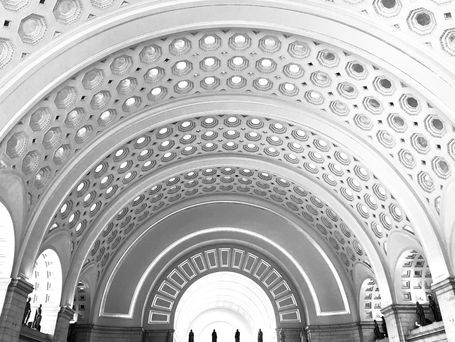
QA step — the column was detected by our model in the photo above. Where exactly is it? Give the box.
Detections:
[53,306,75,342]
[381,305,405,342]
[432,277,455,341]
[0,277,33,342]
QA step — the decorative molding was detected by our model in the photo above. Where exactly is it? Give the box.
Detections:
[431,276,455,295]
[0,0,455,78]
[9,277,34,295]
[144,244,303,326]
[86,165,371,278]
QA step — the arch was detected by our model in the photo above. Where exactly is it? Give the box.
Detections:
[174,272,276,342]
[0,201,14,314]
[442,176,455,273]
[52,99,404,312]
[145,245,304,327]
[92,199,362,325]
[0,1,454,341]
[28,249,62,334]
[394,250,432,304]
[1,0,455,136]
[359,278,382,321]
[84,166,388,324]
[4,2,447,292]
[89,164,371,283]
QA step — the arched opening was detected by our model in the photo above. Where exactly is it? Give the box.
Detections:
[174,272,276,342]
[359,278,382,320]
[396,250,432,304]
[71,281,90,323]
[0,201,14,315]
[28,249,62,334]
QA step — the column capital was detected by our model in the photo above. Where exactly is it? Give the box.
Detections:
[431,276,455,295]
[9,277,33,296]
[53,306,76,342]
[58,306,75,320]
[381,304,397,316]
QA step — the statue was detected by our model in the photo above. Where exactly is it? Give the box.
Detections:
[189,329,194,342]
[166,329,173,342]
[381,316,388,337]
[373,320,383,340]
[32,304,42,331]
[416,301,426,326]
[428,295,442,322]
[212,329,217,342]
[22,298,31,325]
[235,329,240,342]
[258,329,263,342]
[279,328,285,342]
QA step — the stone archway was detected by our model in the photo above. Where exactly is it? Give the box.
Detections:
[144,244,305,328]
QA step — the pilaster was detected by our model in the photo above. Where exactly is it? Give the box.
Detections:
[52,306,75,342]
[0,278,33,342]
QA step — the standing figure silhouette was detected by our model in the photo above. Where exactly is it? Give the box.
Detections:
[258,329,263,342]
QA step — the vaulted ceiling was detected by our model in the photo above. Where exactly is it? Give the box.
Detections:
[1,0,455,330]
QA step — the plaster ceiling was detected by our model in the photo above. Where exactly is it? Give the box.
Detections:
[0,0,454,328]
